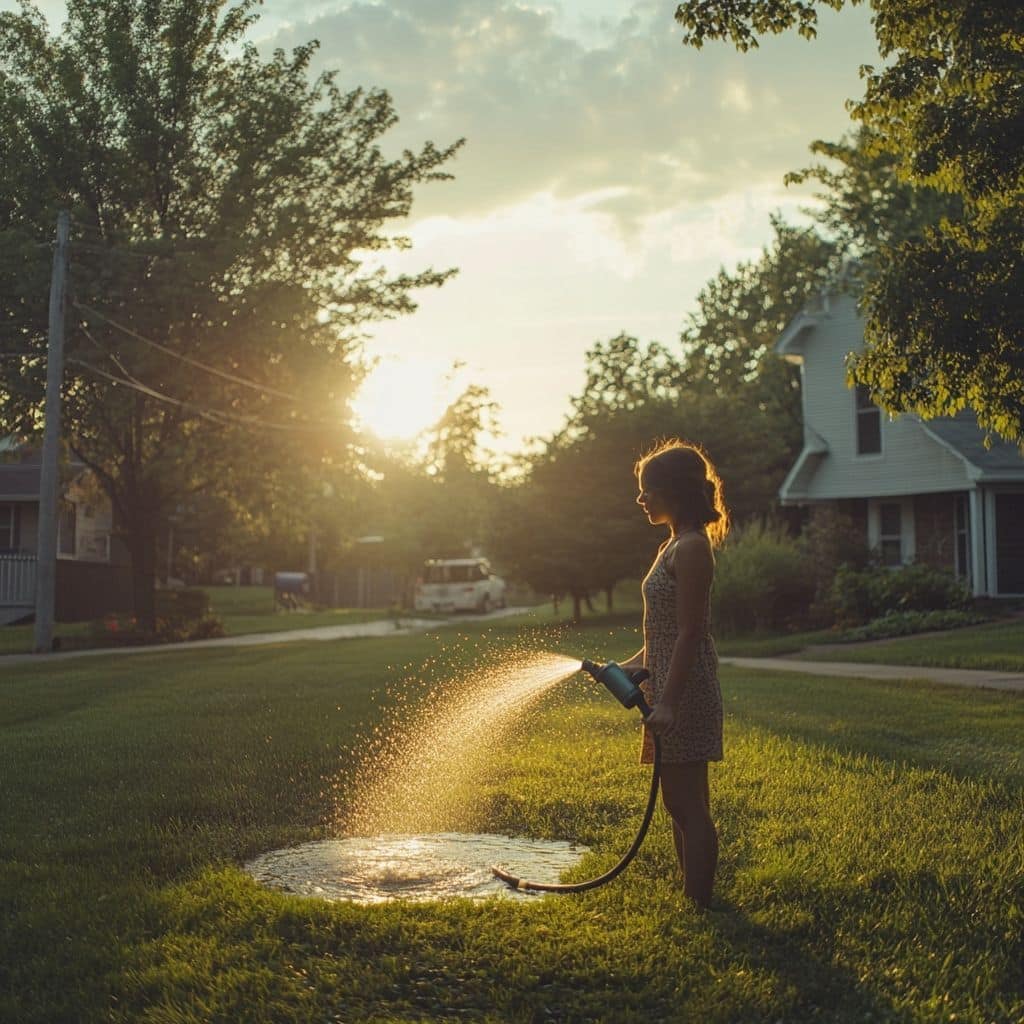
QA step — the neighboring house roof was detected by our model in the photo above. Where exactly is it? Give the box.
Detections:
[0,465,43,500]
[0,462,90,500]
[778,426,829,501]
[775,310,824,360]
[916,411,1024,481]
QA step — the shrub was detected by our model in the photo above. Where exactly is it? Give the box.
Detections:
[88,608,225,646]
[830,562,971,627]
[154,588,211,621]
[799,505,872,624]
[838,608,988,642]
[154,613,226,643]
[712,520,816,635]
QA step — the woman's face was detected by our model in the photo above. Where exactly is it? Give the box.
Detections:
[636,476,672,526]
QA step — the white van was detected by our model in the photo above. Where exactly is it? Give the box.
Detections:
[413,558,507,613]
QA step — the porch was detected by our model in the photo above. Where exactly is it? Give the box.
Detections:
[0,554,133,625]
[0,554,36,625]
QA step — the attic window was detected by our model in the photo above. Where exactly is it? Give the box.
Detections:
[855,384,881,455]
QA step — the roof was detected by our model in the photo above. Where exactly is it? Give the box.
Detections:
[774,311,824,361]
[0,462,90,500]
[778,426,830,504]
[917,412,1024,479]
[0,465,42,500]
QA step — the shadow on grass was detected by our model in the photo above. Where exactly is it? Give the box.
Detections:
[705,893,907,1023]
[722,666,1024,786]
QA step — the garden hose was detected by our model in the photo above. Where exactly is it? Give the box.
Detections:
[491,734,661,893]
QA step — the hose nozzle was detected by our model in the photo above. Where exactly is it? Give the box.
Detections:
[581,659,651,717]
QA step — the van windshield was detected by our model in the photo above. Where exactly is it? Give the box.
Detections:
[423,563,488,583]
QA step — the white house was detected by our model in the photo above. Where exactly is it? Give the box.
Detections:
[775,291,1024,598]
[0,438,131,624]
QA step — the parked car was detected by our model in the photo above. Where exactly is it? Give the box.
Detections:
[413,558,507,613]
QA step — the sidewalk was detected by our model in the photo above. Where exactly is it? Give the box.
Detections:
[719,656,1024,693]
[6,618,1023,693]
[0,607,532,668]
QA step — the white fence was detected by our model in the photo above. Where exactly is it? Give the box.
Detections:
[0,555,37,607]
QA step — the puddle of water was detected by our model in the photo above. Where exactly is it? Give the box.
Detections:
[244,832,589,902]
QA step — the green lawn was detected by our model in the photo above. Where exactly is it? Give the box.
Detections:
[206,584,395,636]
[715,628,838,658]
[0,587,398,656]
[2,614,1022,1023]
[796,617,1024,673]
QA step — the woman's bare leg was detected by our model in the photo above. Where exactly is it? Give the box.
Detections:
[672,821,686,878]
[660,761,717,907]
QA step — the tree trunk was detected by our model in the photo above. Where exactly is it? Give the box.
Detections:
[605,586,614,611]
[124,494,160,633]
[584,593,595,613]
[571,592,582,624]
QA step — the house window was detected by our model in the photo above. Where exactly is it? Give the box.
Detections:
[954,494,970,582]
[879,502,902,566]
[0,504,15,552]
[58,500,76,557]
[856,384,881,455]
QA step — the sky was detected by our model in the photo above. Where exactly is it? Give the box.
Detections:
[14,0,881,452]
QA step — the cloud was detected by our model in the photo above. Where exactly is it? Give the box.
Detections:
[260,0,878,229]
[720,79,752,114]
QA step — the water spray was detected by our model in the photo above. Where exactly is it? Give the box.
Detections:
[491,659,661,894]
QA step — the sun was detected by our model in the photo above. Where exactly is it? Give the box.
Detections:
[352,356,454,441]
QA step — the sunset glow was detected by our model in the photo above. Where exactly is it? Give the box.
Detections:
[351,356,457,440]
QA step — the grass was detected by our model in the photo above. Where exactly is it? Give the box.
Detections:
[2,611,1022,1023]
[796,616,1024,673]
[714,629,837,658]
[206,584,394,636]
[0,586,399,655]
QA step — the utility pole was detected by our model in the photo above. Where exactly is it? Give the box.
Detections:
[33,210,71,653]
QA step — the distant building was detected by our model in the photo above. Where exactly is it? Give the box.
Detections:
[775,292,1024,597]
[0,438,132,624]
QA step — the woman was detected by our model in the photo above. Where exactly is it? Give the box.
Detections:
[620,439,728,908]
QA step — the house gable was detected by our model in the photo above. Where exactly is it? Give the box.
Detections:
[776,292,978,502]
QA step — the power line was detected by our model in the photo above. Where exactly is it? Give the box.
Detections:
[71,240,159,263]
[69,356,340,434]
[79,323,152,391]
[74,301,299,401]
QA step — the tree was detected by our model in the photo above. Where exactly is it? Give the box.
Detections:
[491,330,791,620]
[785,127,962,264]
[491,423,657,624]
[563,332,682,427]
[679,216,835,441]
[0,0,461,627]
[675,0,1024,444]
[356,384,502,579]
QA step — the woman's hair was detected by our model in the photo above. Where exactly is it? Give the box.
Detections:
[634,439,730,547]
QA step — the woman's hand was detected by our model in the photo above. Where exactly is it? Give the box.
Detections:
[644,702,678,737]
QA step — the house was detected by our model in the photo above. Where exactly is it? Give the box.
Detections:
[0,438,132,624]
[775,291,1024,598]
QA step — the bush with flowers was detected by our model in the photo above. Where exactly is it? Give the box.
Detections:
[88,599,225,647]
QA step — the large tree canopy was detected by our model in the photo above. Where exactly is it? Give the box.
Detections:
[0,0,461,625]
[676,0,1024,444]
